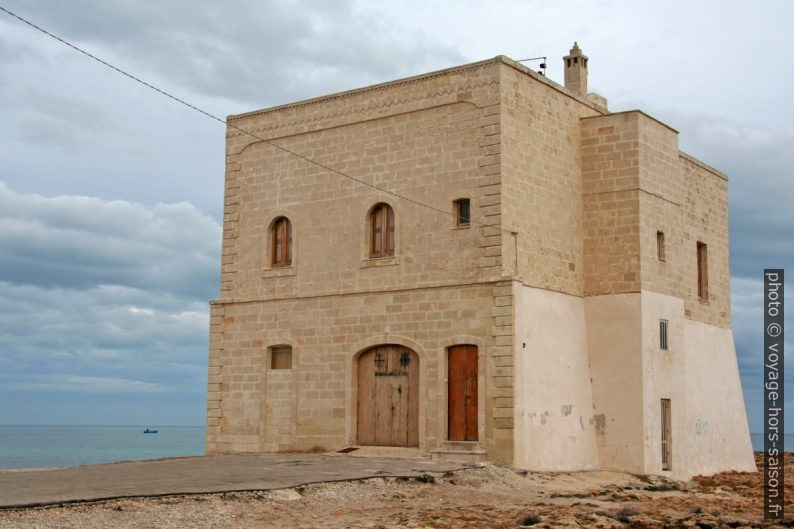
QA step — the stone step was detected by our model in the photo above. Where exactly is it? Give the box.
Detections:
[430,448,486,465]
[439,440,481,452]
[431,441,486,464]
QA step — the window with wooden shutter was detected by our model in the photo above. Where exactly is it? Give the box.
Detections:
[270,346,292,370]
[272,217,292,267]
[661,398,672,470]
[454,199,470,227]
[657,231,665,261]
[659,319,669,350]
[369,203,394,258]
[697,242,708,300]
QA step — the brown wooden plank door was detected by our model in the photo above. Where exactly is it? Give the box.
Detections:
[357,345,419,447]
[448,344,478,441]
[661,398,672,470]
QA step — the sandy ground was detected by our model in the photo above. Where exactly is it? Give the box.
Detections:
[0,453,790,528]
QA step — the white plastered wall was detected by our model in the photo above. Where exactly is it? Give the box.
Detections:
[641,290,755,479]
[679,316,756,475]
[513,282,599,470]
[513,287,754,477]
[584,293,646,474]
[640,291,688,478]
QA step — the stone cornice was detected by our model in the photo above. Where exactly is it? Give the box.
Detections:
[226,59,501,142]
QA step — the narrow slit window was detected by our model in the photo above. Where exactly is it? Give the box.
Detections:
[697,242,708,300]
[657,231,665,261]
[455,199,470,227]
[661,398,672,470]
[659,319,669,350]
[270,346,292,370]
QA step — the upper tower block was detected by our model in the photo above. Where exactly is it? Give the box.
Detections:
[563,41,588,98]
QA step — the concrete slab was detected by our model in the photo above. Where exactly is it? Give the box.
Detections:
[0,453,470,508]
[328,446,427,459]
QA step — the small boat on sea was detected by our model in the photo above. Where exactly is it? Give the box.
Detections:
[143,428,158,434]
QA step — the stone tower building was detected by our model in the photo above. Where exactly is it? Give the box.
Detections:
[206,44,755,479]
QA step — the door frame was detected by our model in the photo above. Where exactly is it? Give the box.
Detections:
[346,336,427,449]
[447,344,479,441]
[355,345,419,447]
[438,337,486,443]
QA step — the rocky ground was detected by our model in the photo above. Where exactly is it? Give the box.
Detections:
[0,453,790,528]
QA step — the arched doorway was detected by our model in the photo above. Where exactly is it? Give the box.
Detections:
[357,345,419,446]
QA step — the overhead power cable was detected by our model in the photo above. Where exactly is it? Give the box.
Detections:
[0,4,508,233]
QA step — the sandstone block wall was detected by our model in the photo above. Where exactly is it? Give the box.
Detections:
[499,62,600,296]
[580,110,732,328]
[679,156,732,327]
[581,112,642,296]
[207,58,526,461]
[206,282,517,462]
[220,59,506,303]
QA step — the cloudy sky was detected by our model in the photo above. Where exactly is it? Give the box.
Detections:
[0,0,790,430]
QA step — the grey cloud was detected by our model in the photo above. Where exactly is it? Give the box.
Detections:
[0,182,221,297]
[6,0,466,108]
[0,374,165,394]
[0,0,464,223]
[13,89,112,148]
[0,30,38,63]
[730,277,794,433]
[0,183,215,405]
[0,279,208,392]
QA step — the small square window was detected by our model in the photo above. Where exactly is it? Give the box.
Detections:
[455,199,470,227]
[659,320,669,350]
[270,346,292,369]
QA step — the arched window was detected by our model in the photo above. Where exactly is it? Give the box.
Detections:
[271,217,292,267]
[369,203,394,258]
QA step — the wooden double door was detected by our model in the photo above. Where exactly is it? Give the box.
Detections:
[448,344,478,441]
[357,345,419,447]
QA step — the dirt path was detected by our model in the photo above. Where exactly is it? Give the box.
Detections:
[1,453,790,528]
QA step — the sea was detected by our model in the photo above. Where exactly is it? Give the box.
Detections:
[0,427,789,470]
[0,425,205,470]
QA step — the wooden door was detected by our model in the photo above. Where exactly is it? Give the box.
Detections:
[357,345,419,446]
[448,345,478,441]
[661,398,672,470]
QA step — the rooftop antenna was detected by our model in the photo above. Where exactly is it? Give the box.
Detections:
[518,54,547,76]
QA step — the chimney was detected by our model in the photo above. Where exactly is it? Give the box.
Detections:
[563,42,588,98]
